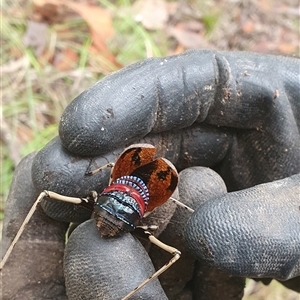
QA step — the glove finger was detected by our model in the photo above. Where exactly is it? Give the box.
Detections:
[31,136,117,223]
[180,167,245,300]
[59,51,299,157]
[149,166,229,299]
[193,261,245,300]
[1,153,68,299]
[185,174,300,280]
[64,219,168,300]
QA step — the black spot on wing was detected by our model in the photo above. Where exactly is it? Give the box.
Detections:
[131,148,142,166]
[130,160,158,185]
[156,167,171,180]
[118,147,142,167]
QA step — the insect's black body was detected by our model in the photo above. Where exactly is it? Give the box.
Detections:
[94,175,149,237]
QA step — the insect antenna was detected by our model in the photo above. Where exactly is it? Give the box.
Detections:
[85,162,115,176]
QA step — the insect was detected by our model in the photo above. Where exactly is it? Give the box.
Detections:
[1,143,194,299]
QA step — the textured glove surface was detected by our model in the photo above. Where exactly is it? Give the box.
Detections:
[185,174,300,280]
[1,154,68,299]
[64,220,168,300]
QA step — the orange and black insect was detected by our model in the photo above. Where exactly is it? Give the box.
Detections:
[0,144,193,300]
[91,143,178,237]
[0,144,179,269]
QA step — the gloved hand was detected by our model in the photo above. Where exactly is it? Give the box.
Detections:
[1,50,300,300]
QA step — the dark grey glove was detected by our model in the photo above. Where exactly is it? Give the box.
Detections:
[1,153,68,300]
[1,50,299,300]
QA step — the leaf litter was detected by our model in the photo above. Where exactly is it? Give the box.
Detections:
[1,3,300,298]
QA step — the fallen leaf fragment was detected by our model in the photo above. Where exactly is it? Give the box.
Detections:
[133,0,169,30]
[33,0,119,70]
[277,43,297,54]
[53,48,79,71]
[168,22,206,49]
[23,20,48,56]
[242,21,255,34]
[62,1,114,52]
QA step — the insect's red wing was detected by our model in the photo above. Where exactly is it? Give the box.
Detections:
[111,143,156,182]
[130,157,178,212]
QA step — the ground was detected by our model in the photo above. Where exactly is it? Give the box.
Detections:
[1,0,299,299]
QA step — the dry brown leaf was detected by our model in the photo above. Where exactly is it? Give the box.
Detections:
[34,0,114,50]
[242,21,255,34]
[168,22,206,49]
[133,0,169,30]
[32,2,67,24]
[257,0,273,13]
[171,44,185,55]
[53,48,79,71]
[61,1,114,52]
[277,43,297,54]
[252,37,271,53]
[33,0,118,68]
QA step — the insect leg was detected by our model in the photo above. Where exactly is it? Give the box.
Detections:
[121,231,181,300]
[0,190,89,270]
[85,162,115,185]
[45,191,88,204]
[136,225,158,231]
[170,196,195,213]
[85,163,115,176]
